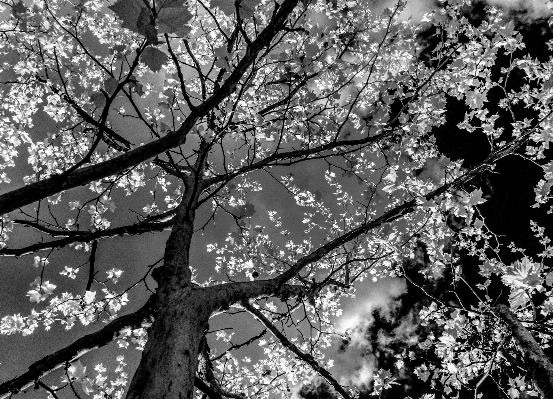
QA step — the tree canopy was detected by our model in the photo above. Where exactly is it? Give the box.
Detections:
[1,0,553,398]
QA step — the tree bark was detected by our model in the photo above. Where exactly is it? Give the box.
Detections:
[125,288,211,399]
[124,157,208,397]
[495,304,553,397]
[125,187,211,399]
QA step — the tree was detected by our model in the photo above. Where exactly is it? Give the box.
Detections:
[0,0,553,398]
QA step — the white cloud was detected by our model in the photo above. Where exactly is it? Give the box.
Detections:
[396,0,552,20]
[335,277,406,335]
[485,0,551,19]
[290,383,303,399]
[330,278,407,388]
[332,344,376,389]
[400,0,437,20]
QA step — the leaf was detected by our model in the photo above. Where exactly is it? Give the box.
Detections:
[81,379,94,395]
[214,46,231,70]
[83,290,96,304]
[90,92,106,107]
[33,256,48,268]
[450,58,464,69]
[137,7,158,44]
[502,259,542,309]
[11,1,27,16]
[109,0,158,43]
[304,42,320,59]
[209,0,258,18]
[140,47,168,72]
[26,289,42,303]
[157,3,192,36]
[157,0,186,7]
[383,169,397,183]
[41,281,57,295]
[517,259,542,287]
[108,0,148,33]
[129,80,145,96]
[546,272,553,286]
[67,360,87,379]
[103,77,119,95]
[466,90,486,110]
[238,0,259,19]
[508,288,529,310]
[467,189,486,206]
[158,121,170,133]
[210,0,235,15]
[111,44,126,53]
[236,202,256,218]
[26,278,57,303]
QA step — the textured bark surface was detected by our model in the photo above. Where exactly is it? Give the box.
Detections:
[125,289,211,399]
[124,168,204,399]
[495,304,553,397]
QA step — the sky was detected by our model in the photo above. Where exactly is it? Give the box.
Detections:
[1,0,553,398]
[331,278,407,388]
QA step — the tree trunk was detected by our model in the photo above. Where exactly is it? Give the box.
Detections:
[125,180,209,398]
[495,304,553,397]
[125,288,211,399]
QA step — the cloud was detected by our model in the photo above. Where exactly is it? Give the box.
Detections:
[290,384,303,399]
[330,278,407,388]
[400,0,438,20]
[396,0,552,21]
[335,278,406,336]
[485,0,551,19]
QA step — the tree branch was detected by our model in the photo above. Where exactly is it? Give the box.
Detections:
[200,131,393,193]
[198,43,472,198]
[0,296,156,398]
[208,111,553,306]
[495,304,553,397]
[207,281,305,311]
[242,300,351,399]
[194,377,223,399]
[85,240,98,291]
[0,0,301,216]
[0,215,174,256]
